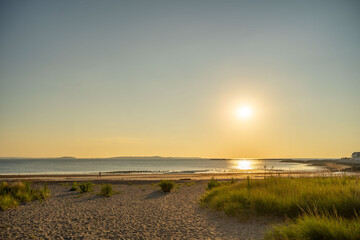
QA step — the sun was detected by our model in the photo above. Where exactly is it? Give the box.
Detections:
[236,105,253,119]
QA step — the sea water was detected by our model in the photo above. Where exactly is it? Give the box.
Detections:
[0,157,328,175]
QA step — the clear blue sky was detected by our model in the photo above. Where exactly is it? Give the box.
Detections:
[1,0,359,158]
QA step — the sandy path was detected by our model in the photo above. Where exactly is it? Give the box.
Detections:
[0,181,272,239]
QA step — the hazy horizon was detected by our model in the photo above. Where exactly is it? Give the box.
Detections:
[1,0,359,158]
[0,155,349,160]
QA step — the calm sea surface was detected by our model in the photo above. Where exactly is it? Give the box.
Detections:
[0,157,328,175]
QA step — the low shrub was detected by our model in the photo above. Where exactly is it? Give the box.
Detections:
[14,191,32,202]
[69,182,78,191]
[99,184,113,197]
[39,183,51,199]
[79,182,93,193]
[0,195,19,210]
[207,177,221,190]
[159,180,175,192]
[0,181,50,210]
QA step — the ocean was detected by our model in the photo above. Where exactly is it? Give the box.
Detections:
[0,157,327,175]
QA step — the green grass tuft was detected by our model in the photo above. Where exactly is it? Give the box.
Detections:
[158,180,175,192]
[69,182,78,191]
[79,182,93,193]
[0,195,19,210]
[207,177,222,190]
[39,183,51,199]
[0,181,50,210]
[99,184,113,197]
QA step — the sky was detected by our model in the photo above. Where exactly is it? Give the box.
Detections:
[0,0,359,158]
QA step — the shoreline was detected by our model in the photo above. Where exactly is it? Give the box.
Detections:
[0,160,355,182]
[0,171,352,183]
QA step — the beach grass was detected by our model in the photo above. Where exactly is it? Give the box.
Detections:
[69,182,78,191]
[159,180,175,192]
[99,184,113,197]
[201,176,360,239]
[201,176,360,218]
[265,212,360,240]
[207,177,222,190]
[0,181,50,210]
[0,195,19,210]
[39,183,50,199]
[79,182,93,193]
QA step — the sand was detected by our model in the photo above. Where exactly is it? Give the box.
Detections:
[1,165,356,239]
[0,180,274,239]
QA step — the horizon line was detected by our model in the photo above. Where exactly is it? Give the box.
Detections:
[0,156,344,160]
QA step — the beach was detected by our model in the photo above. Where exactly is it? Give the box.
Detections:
[0,179,273,240]
[1,163,357,240]
[2,0,358,238]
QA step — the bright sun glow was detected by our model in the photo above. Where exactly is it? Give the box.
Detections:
[236,106,253,119]
[236,160,253,170]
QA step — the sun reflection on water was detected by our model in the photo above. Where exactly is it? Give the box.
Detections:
[235,160,253,170]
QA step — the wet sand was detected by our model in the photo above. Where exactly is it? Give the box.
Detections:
[0,172,298,182]
[0,169,347,183]
[0,180,274,239]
